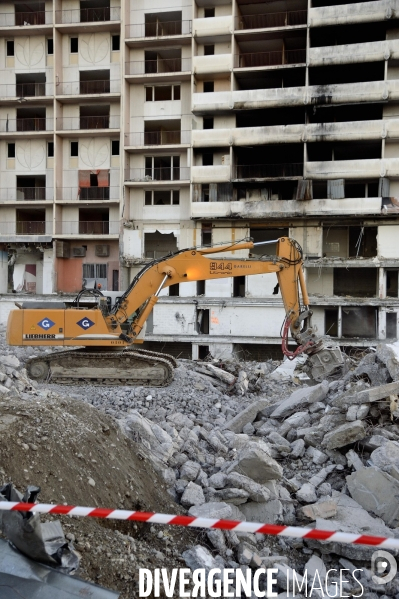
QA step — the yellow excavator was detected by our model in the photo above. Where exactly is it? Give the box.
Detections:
[6,237,344,385]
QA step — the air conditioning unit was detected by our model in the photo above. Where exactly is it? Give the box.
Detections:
[55,241,70,258]
[95,244,110,257]
[72,247,86,257]
[221,155,230,166]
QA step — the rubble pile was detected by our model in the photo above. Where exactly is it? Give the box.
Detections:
[2,327,399,597]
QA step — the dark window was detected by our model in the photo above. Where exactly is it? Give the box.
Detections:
[7,143,15,158]
[111,140,119,155]
[203,153,213,166]
[387,271,398,298]
[387,312,397,339]
[197,280,205,295]
[145,191,152,205]
[203,117,214,129]
[202,224,212,245]
[47,38,53,55]
[202,184,209,202]
[6,40,14,57]
[112,35,120,51]
[173,85,180,100]
[325,308,338,336]
[172,190,179,205]
[204,45,214,56]
[204,8,215,18]
[169,283,179,296]
[47,142,54,157]
[90,173,98,186]
[154,85,172,101]
[70,38,78,53]
[233,276,246,298]
[70,141,79,157]
[197,309,209,334]
[203,81,214,93]
[145,87,153,101]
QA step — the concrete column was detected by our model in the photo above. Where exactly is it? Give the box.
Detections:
[192,344,199,360]
[42,249,54,294]
[379,267,386,298]
[378,308,386,340]
[0,251,8,294]
[337,306,342,338]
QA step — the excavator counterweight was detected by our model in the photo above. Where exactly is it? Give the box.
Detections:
[6,237,344,385]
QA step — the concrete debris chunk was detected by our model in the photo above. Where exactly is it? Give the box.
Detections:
[298,499,338,521]
[304,555,327,583]
[270,381,328,419]
[180,481,205,507]
[225,472,271,502]
[180,460,201,481]
[346,449,364,471]
[346,466,399,527]
[206,529,227,555]
[335,380,399,407]
[290,438,305,458]
[188,501,246,522]
[322,420,366,450]
[376,340,399,381]
[296,483,317,504]
[224,399,270,433]
[208,472,227,489]
[213,488,250,505]
[182,545,220,574]
[202,363,236,386]
[240,499,283,524]
[230,444,283,483]
[370,440,399,472]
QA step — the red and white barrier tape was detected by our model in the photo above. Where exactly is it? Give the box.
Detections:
[1,502,399,549]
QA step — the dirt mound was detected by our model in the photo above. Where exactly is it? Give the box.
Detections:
[0,390,197,598]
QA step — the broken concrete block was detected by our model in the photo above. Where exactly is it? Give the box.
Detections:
[346,405,358,422]
[274,563,303,592]
[268,431,291,449]
[309,465,335,489]
[189,501,245,522]
[206,529,227,555]
[208,472,227,489]
[376,340,399,381]
[306,446,328,465]
[213,488,249,505]
[180,460,201,481]
[370,441,399,472]
[322,420,366,450]
[346,466,399,527]
[270,381,329,419]
[359,434,388,451]
[240,499,283,524]
[180,482,205,507]
[0,356,20,369]
[335,381,399,407]
[304,555,327,583]
[296,483,317,504]
[346,449,364,471]
[230,445,283,483]
[225,472,270,503]
[356,404,370,420]
[236,542,254,566]
[290,438,305,458]
[182,545,219,574]
[278,411,310,437]
[298,499,338,521]
[224,399,269,433]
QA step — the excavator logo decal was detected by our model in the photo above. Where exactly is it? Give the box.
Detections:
[76,317,95,330]
[210,261,232,273]
[37,318,55,330]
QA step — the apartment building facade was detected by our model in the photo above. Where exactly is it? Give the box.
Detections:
[1,0,399,359]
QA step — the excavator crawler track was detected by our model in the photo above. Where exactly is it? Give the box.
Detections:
[26,348,176,387]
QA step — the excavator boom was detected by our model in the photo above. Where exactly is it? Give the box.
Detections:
[6,237,344,385]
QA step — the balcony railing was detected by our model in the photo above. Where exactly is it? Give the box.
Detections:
[235,49,306,68]
[125,130,190,146]
[56,115,120,130]
[0,11,52,26]
[1,188,51,201]
[125,167,190,181]
[56,221,119,234]
[57,187,118,201]
[0,118,53,132]
[16,221,47,235]
[126,58,191,76]
[236,10,307,30]
[55,6,120,24]
[126,20,192,39]
[234,163,303,179]
[57,80,119,95]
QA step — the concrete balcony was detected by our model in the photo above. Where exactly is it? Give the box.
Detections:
[191,165,230,183]
[125,130,190,148]
[309,39,399,67]
[55,6,120,24]
[235,49,306,69]
[0,118,53,134]
[193,16,232,38]
[126,20,192,42]
[55,221,119,236]
[0,10,52,31]
[235,10,307,31]
[0,82,53,102]
[192,80,399,113]
[56,187,119,202]
[192,54,232,75]
[306,158,399,180]
[191,197,383,219]
[1,188,53,202]
[56,115,120,135]
[192,119,399,147]
[0,221,52,242]
[57,80,120,97]
[234,163,303,180]
[126,58,191,82]
[125,167,190,182]
[309,0,398,28]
